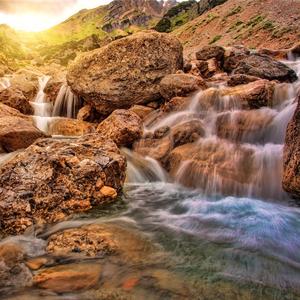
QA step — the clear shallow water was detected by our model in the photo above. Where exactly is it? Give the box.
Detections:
[121,182,300,293]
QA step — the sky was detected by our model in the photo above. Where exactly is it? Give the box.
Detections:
[0,0,187,32]
[0,0,117,32]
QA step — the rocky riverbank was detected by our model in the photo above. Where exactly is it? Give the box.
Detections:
[0,27,300,299]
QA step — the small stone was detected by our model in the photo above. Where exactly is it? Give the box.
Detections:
[100,186,117,199]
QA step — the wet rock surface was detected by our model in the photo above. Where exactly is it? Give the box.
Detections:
[159,73,206,100]
[33,263,102,293]
[134,120,205,166]
[0,134,126,236]
[283,92,300,199]
[67,31,183,115]
[0,243,32,290]
[0,116,47,152]
[0,87,34,115]
[48,118,95,136]
[97,110,143,147]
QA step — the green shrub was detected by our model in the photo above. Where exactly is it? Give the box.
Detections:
[209,35,222,44]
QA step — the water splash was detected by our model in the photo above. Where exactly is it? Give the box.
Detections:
[123,148,168,183]
[52,84,80,118]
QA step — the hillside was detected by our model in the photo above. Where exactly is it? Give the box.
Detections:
[33,0,177,46]
[155,0,227,33]
[16,0,179,65]
[173,0,300,57]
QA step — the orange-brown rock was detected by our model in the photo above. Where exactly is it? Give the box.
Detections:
[0,134,126,236]
[159,73,206,100]
[48,118,95,136]
[67,31,183,115]
[0,87,34,115]
[216,110,275,142]
[195,45,225,62]
[283,92,300,199]
[0,243,32,288]
[167,140,255,195]
[227,74,261,87]
[46,223,164,265]
[0,102,30,119]
[129,105,154,120]
[191,80,275,112]
[134,120,205,165]
[0,116,47,152]
[33,263,102,293]
[97,109,143,147]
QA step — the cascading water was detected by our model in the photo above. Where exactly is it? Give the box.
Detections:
[52,84,80,118]
[30,76,80,133]
[2,58,300,299]
[31,75,52,132]
[119,57,300,294]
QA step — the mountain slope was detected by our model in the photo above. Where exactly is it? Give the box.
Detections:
[155,0,227,33]
[173,0,300,57]
[33,0,178,46]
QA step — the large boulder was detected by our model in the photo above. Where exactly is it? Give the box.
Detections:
[233,54,298,83]
[0,116,47,152]
[159,73,206,100]
[67,31,183,115]
[97,110,143,147]
[283,93,300,199]
[0,134,126,236]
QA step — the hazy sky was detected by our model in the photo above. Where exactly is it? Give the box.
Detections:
[0,0,187,32]
[0,0,122,31]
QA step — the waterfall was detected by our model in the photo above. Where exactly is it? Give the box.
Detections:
[30,77,80,133]
[123,148,168,183]
[141,58,300,201]
[52,84,80,118]
[31,75,52,132]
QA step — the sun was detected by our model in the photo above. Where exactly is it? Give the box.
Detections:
[0,12,56,32]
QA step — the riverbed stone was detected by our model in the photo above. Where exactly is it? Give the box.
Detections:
[0,243,32,289]
[33,263,102,293]
[159,73,206,100]
[97,109,143,147]
[67,31,183,115]
[0,134,126,236]
[48,118,95,136]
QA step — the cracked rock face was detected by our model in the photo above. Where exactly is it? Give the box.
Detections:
[67,31,183,116]
[0,134,126,236]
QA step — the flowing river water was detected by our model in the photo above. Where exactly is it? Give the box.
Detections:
[0,58,300,299]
